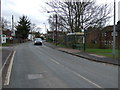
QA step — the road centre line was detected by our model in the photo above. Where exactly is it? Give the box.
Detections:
[34,46,60,65]
[4,51,16,86]
[64,67,103,88]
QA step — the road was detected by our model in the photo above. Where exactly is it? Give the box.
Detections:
[2,47,12,65]
[3,42,118,88]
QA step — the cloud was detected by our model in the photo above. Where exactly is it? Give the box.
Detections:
[2,0,50,33]
[2,0,120,33]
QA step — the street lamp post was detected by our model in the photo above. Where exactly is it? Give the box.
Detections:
[112,0,116,58]
[52,16,55,43]
[0,0,2,44]
[81,2,86,52]
[0,0,1,65]
[47,11,58,46]
[11,15,15,37]
[53,29,55,43]
[55,14,58,46]
[43,23,47,41]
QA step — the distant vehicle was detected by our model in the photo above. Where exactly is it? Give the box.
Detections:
[34,38,42,45]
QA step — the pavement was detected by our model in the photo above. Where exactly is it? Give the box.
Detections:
[43,42,120,66]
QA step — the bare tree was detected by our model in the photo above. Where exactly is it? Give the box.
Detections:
[36,27,41,33]
[30,23,36,32]
[48,15,55,31]
[1,17,11,30]
[46,0,112,33]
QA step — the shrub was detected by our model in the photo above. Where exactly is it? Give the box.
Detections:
[86,43,99,49]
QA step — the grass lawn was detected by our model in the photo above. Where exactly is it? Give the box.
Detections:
[86,49,120,60]
[47,42,120,60]
[2,43,12,46]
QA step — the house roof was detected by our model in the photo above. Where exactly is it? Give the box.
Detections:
[67,32,84,36]
[101,25,119,32]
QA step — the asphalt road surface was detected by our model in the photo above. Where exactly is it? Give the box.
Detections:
[2,47,12,65]
[3,42,118,88]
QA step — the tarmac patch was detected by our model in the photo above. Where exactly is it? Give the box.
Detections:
[28,74,44,80]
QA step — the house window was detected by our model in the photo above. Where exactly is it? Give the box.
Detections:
[104,41,106,45]
[109,41,112,45]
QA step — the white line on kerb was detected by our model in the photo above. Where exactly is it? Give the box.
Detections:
[4,51,16,86]
[50,59,60,65]
[0,51,13,76]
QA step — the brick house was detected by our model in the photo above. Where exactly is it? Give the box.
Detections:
[86,24,120,49]
[101,24,120,48]
[101,26,113,47]
[86,27,101,44]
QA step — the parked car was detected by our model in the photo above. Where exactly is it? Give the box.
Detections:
[34,38,42,45]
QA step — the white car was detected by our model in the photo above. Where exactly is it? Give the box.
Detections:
[34,38,42,45]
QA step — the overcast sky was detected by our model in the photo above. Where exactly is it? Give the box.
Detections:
[1,0,120,33]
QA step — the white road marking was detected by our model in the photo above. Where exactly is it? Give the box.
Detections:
[49,58,103,88]
[73,71,102,88]
[0,51,13,76]
[49,58,102,88]
[50,59,60,65]
[31,43,103,88]
[4,51,16,86]
[65,67,103,88]
[28,74,43,80]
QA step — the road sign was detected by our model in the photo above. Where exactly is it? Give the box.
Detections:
[112,32,117,36]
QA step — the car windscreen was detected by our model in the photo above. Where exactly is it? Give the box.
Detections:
[34,38,42,41]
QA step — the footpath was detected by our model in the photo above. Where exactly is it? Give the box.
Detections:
[43,42,119,66]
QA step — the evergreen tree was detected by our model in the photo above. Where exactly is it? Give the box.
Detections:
[16,15,31,39]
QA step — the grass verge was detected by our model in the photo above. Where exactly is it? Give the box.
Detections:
[2,43,12,46]
[86,49,120,60]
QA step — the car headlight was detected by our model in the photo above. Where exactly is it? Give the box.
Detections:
[35,41,36,43]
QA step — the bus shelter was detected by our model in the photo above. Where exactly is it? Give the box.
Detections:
[66,32,84,50]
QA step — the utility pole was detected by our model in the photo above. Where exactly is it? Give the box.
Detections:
[81,2,86,51]
[52,15,55,43]
[11,15,15,37]
[55,14,57,46]
[0,1,2,90]
[0,0,2,44]
[43,23,47,41]
[112,0,116,58]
